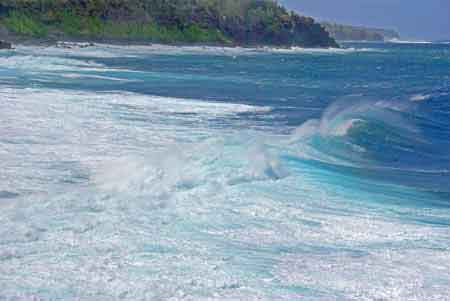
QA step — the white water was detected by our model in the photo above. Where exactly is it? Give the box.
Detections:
[1,44,449,300]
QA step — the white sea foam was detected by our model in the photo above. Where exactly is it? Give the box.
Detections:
[2,43,449,300]
[0,87,271,117]
[91,42,379,57]
[91,43,259,56]
[93,138,287,201]
[0,47,144,74]
[388,38,432,44]
[0,85,272,202]
[14,44,138,59]
[0,54,106,72]
[276,247,450,300]
[61,73,139,82]
[410,93,431,102]
[6,43,380,71]
[269,46,381,54]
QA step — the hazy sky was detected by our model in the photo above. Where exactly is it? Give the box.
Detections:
[280,0,450,41]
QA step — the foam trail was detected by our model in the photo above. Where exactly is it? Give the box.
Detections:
[61,73,139,82]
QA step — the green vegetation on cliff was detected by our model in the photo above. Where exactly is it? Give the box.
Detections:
[0,0,338,47]
[322,22,400,42]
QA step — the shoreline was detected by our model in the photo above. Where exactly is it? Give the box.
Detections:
[1,38,342,50]
[0,31,341,50]
[1,40,344,53]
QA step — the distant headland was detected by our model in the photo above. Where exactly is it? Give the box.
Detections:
[322,22,400,42]
[0,0,338,48]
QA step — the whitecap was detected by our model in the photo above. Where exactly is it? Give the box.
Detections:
[93,138,287,199]
[0,55,106,72]
[287,97,422,166]
[388,39,432,44]
[15,44,138,59]
[268,46,382,54]
[92,43,380,57]
[61,73,139,82]
[410,94,431,102]
[1,47,142,74]
[0,87,271,118]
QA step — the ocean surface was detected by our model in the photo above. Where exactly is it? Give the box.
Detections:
[1,42,449,300]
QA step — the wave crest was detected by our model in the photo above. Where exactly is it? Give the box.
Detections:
[289,97,422,166]
[93,137,288,199]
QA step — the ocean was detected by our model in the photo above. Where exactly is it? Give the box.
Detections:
[1,42,449,300]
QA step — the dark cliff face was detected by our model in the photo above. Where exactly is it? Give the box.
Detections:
[218,3,337,47]
[0,0,338,48]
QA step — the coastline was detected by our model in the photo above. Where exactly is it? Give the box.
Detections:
[0,33,341,50]
[0,0,339,50]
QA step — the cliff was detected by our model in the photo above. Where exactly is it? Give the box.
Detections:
[0,0,338,48]
[322,22,400,42]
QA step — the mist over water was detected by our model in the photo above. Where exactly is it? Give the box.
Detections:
[1,42,450,300]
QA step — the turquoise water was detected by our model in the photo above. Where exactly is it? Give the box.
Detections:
[0,42,449,300]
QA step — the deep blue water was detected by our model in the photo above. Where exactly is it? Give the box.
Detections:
[0,42,449,299]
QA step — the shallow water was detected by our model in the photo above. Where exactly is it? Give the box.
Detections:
[1,42,449,300]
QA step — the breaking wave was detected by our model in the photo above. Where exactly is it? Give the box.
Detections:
[93,138,287,200]
[91,43,381,56]
[0,87,271,117]
[1,41,449,300]
[288,97,442,168]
